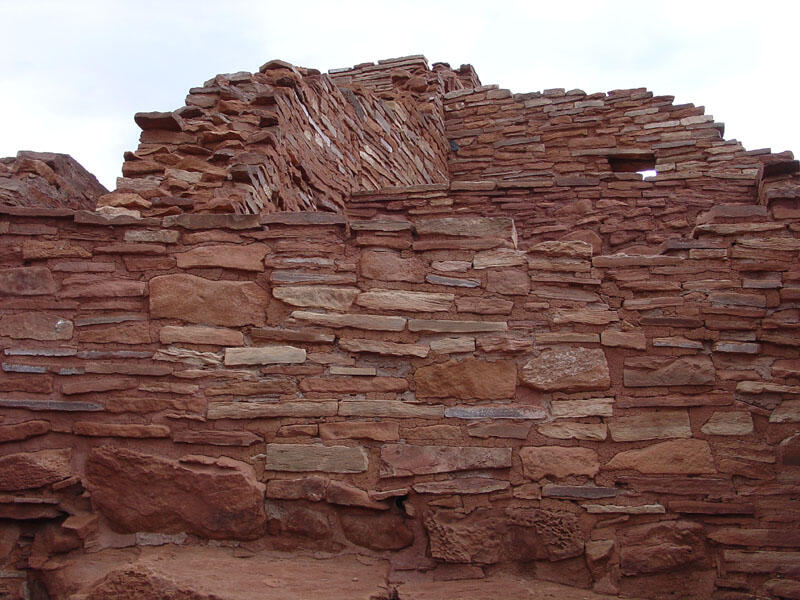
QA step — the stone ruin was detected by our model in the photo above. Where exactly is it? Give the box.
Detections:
[0,54,799,599]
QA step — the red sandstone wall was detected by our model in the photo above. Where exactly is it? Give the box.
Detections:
[1,57,800,600]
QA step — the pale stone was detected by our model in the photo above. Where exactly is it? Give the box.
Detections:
[429,337,476,353]
[292,310,406,331]
[264,444,368,473]
[328,366,376,376]
[0,312,73,341]
[355,289,453,312]
[224,346,306,365]
[175,243,268,271]
[445,405,547,420]
[521,347,610,392]
[551,398,614,418]
[701,411,754,435]
[380,445,512,477]
[415,217,515,240]
[412,478,510,495]
[601,330,646,350]
[473,248,527,269]
[273,286,360,311]
[338,338,429,357]
[207,401,337,419]
[770,400,800,423]
[339,401,444,418]
[520,446,600,480]
[408,319,507,333]
[535,332,599,344]
[415,358,516,400]
[159,325,243,346]
[538,423,608,441]
[607,410,691,442]
[583,504,666,514]
[605,439,716,474]
[528,240,593,258]
[624,356,715,387]
[319,421,399,442]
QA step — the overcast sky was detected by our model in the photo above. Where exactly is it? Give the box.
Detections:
[1,0,797,190]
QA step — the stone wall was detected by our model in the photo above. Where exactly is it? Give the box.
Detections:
[1,56,800,600]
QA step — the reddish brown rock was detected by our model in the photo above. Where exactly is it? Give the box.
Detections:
[77,321,151,344]
[521,347,610,392]
[415,358,517,400]
[85,446,266,539]
[299,376,407,393]
[0,448,71,490]
[0,372,53,393]
[325,480,388,509]
[319,421,399,441]
[624,356,715,387]
[605,439,716,474]
[149,273,269,326]
[619,520,708,575]
[486,269,530,295]
[0,266,57,295]
[61,376,137,395]
[159,324,244,346]
[380,445,512,477]
[360,248,425,282]
[0,419,50,443]
[341,511,414,550]
[72,422,170,438]
[520,446,600,480]
[60,279,147,298]
[176,243,268,271]
[0,311,73,340]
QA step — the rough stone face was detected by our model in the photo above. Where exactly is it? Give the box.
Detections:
[176,243,268,271]
[338,338,429,357]
[521,347,610,392]
[264,444,369,473]
[292,310,406,331]
[414,358,517,400]
[380,445,512,477]
[85,446,266,539]
[605,439,716,474]
[520,446,600,480]
[0,420,50,443]
[356,289,453,312]
[341,511,414,550]
[701,411,754,435]
[0,312,73,340]
[149,273,269,326]
[319,421,399,441]
[538,423,608,441]
[224,346,306,365]
[360,248,425,282]
[273,286,360,311]
[607,410,692,441]
[0,448,71,490]
[624,356,715,387]
[0,266,57,295]
[159,325,244,346]
[619,520,708,575]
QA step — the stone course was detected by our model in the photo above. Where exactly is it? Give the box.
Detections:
[1,54,799,600]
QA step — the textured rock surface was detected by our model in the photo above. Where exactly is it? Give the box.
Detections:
[414,358,517,399]
[521,347,610,392]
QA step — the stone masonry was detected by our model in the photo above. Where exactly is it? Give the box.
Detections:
[0,55,799,599]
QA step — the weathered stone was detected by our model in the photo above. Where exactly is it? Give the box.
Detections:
[605,439,716,474]
[0,372,53,393]
[163,213,260,230]
[429,336,476,353]
[300,376,407,393]
[172,430,262,446]
[124,229,180,244]
[325,480,387,510]
[292,310,406,331]
[0,312,72,340]
[22,240,91,260]
[584,504,665,514]
[416,217,515,240]
[176,243,268,271]
[550,398,614,418]
[150,274,268,326]
[486,269,530,295]
[339,338,429,357]
[266,476,328,501]
[619,520,708,575]
[701,411,754,435]
[623,356,715,387]
[73,422,170,438]
[535,332,599,344]
[520,446,600,480]
[319,421,399,441]
[607,410,692,442]
[205,379,296,396]
[0,448,71,490]
[455,297,514,314]
[529,240,593,258]
[445,404,547,420]
[341,511,414,550]
[252,326,334,343]
[521,347,610,392]
[360,249,424,282]
[555,310,619,325]
[270,270,357,285]
[0,267,57,295]
[426,274,481,287]
[413,477,510,495]
[473,248,527,269]
[207,401,338,419]
[224,346,306,365]
[61,376,137,395]
[264,444,368,473]
[380,445,512,477]
[542,485,617,499]
[60,279,146,298]
[338,401,444,418]
[467,422,531,439]
[77,321,151,344]
[770,400,800,423]
[356,289,453,312]
[600,329,646,349]
[273,286,359,311]
[408,319,507,333]
[159,325,243,346]
[85,446,266,539]
[415,358,516,400]
[538,422,608,441]
[723,550,800,576]
[0,420,50,443]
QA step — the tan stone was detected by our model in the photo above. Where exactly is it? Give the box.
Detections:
[415,358,517,400]
[408,319,507,333]
[701,411,754,435]
[264,444,368,473]
[273,286,360,311]
[486,269,530,295]
[584,504,665,514]
[0,312,73,340]
[770,400,800,423]
[413,478,510,495]
[380,445,512,477]
[73,422,170,438]
[521,347,610,392]
[605,439,716,474]
[538,422,608,441]
[224,346,306,365]
[607,410,691,442]
[0,448,71,490]
[360,249,424,282]
[207,401,338,419]
[601,329,646,349]
[520,446,600,480]
[175,243,268,271]
[338,401,444,419]
[529,240,593,258]
[415,216,515,240]
[473,248,527,269]
[339,338,429,357]
[292,310,406,331]
[150,274,268,327]
[554,310,619,325]
[551,398,614,418]
[22,240,91,259]
[624,356,715,387]
[429,337,476,353]
[159,325,244,346]
[319,421,399,441]
[356,289,453,312]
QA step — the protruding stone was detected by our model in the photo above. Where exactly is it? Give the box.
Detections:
[319,421,399,442]
[0,448,71,490]
[149,274,269,327]
[360,249,424,282]
[292,310,406,331]
[264,444,368,473]
[0,267,57,296]
[273,286,359,311]
[415,358,516,400]
[521,347,610,392]
[380,445,512,477]
[356,289,453,312]
[605,439,716,474]
[623,356,715,387]
[341,511,414,550]
[520,446,600,480]
[159,325,244,346]
[339,338,429,357]
[701,411,754,435]
[607,410,692,442]
[0,420,50,443]
[0,312,73,340]
[538,422,608,441]
[224,346,306,365]
[176,243,268,271]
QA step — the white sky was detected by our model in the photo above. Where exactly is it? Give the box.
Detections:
[1,0,797,190]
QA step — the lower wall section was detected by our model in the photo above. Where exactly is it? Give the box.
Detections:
[0,203,799,600]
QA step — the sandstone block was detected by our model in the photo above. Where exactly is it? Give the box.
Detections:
[339,338,429,357]
[473,248,527,269]
[551,398,614,418]
[356,289,453,312]
[605,439,716,474]
[415,358,516,400]
[176,243,268,271]
[60,279,146,298]
[520,446,600,480]
[486,269,530,295]
[325,480,388,510]
[159,325,243,346]
[770,400,800,423]
[207,401,338,419]
[601,329,646,349]
[701,411,754,435]
[292,310,406,331]
[341,511,414,550]
[408,319,507,333]
[0,267,57,296]
[0,420,50,443]
[85,447,266,539]
[413,478,510,495]
[619,520,708,575]
[72,422,170,438]
[273,286,359,311]
[623,356,715,387]
[521,347,610,392]
[538,422,608,440]
[607,410,691,442]
[319,421,399,441]
[338,401,444,418]
[415,217,515,240]
[0,448,71,490]
[300,376,407,393]
[224,346,306,365]
[360,249,424,282]
[150,274,268,326]
[454,297,514,314]
[0,312,73,340]
[429,337,476,353]
[264,444,368,473]
[172,430,262,446]
[380,445,512,477]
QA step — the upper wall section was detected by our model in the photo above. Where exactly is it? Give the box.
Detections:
[118,56,477,216]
